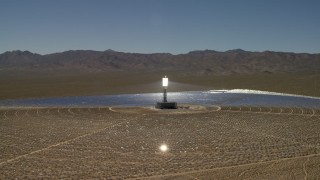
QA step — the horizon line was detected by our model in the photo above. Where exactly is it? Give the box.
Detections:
[1,48,319,56]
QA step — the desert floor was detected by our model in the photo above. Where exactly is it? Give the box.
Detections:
[0,71,319,100]
[1,105,320,179]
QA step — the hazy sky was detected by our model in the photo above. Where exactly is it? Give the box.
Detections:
[1,0,319,54]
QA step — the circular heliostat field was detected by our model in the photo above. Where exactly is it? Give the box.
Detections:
[109,104,221,114]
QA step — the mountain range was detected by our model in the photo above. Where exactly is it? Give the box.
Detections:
[1,49,319,75]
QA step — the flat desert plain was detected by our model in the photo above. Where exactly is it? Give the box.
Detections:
[1,105,320,179]
[0,71,319,100]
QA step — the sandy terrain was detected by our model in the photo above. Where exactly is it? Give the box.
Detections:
[0,71,319,100]
[1,105,320,179]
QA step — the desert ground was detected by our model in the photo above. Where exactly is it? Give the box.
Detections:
[1,105,320,179]
[0,70,319,100]
[1,70,320,178]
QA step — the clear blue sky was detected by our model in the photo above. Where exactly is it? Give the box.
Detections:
[1,0,319,54]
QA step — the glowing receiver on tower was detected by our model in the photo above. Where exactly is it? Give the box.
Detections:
[162,76,168,87]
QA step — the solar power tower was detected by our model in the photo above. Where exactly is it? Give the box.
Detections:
[156,76,178,109]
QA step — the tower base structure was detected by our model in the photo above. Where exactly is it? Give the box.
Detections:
[156,102,178,109]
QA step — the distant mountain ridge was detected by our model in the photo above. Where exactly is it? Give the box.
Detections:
[0,49,319,75]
